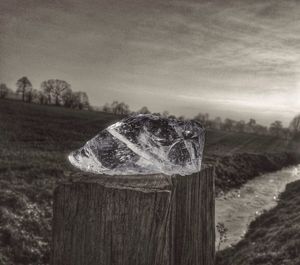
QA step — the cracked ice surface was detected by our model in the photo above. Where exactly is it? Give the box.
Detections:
[68,114,205,176]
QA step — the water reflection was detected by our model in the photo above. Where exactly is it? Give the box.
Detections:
[215,165,300,250]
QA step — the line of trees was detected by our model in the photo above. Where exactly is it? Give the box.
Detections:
[0,78,297,140]
[102,101,131,115]
[0,83,12,99]
[100,102,291,139]
[193,112,290,139]
[1,76,90,110]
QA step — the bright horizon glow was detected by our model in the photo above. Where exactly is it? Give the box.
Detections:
[1,0,300,126]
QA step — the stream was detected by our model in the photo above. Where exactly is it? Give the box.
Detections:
[215,164,300,250]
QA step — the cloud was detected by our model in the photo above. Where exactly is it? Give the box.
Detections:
[0,0,300,125]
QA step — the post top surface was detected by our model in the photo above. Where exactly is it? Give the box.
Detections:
[57,166,214,192]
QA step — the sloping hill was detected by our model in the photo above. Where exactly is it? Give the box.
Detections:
[0,98,292,156]
[0,98,298,264]
[204,129,291,156]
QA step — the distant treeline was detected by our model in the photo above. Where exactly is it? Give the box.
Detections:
[0,77,90,110]
[1,77,299,140]
[100,102,298,140]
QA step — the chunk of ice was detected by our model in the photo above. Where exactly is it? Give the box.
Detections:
[68,114,205,176]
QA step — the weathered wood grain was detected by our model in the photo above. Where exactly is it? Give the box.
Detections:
[52,167,215,265]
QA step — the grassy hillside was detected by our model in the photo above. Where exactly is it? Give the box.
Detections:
[216,179,300,265]
[0,100,122,264]
[0,98,298,264]
[204,129,292,155]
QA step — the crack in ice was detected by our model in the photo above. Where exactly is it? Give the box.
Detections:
[68,114,205,176]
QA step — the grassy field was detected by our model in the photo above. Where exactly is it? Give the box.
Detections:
[0,99,122,264]
[205,129,293,155]
[0,98,298,264]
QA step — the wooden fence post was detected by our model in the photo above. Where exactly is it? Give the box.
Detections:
[52,167,215,265]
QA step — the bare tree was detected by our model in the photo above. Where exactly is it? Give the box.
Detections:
[194,112,209,125]
[111,101,119,114]
[138,106,150,114]
[61,87,74,108]
[235,120,245,133]
[72,91,90,110]
[40,79,71,105]
[52,80,70,105]
[254,124,268,135]
[223,118,235,131]
[244,118,257,133]
[162,110,169,118]
[269,120,283,137]
[116,102,130,115]
[0,83,10,99]
[16,77,32,102]
[60,89,90,110]
[37,90,48,104]
[41,81,52,104]
[26,88,39,103]
[102,103,111,113]
[248,118,256,127]
[110,101,130,115]
[211,117,222,130]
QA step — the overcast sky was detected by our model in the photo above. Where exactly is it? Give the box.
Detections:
[1,0,300,126]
